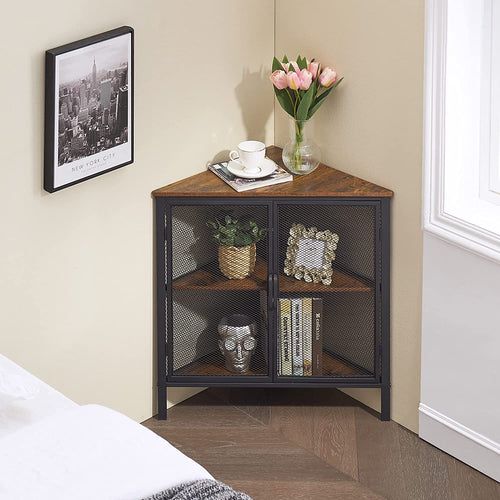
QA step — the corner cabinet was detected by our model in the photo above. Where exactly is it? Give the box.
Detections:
[153,146,393,420]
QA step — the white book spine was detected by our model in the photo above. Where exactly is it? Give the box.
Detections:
[291,298,303,376]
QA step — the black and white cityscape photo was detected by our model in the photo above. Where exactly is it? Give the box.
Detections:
[57,44,129,166]
[58,46,128,166]
[44,27,133,192]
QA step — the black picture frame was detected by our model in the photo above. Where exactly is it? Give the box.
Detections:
[44,26,134,193]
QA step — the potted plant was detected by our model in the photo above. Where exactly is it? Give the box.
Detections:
[207,215,266,279]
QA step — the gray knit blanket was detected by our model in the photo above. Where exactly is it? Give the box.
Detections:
[142,479,252,500]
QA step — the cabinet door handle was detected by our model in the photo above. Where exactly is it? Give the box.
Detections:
[268,273,279,311]
[268,274,274,311]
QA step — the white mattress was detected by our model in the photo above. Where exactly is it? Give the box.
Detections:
[0,355,212,499]
[0,354,76,439]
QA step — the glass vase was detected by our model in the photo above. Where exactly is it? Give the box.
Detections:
[282,118,321,175]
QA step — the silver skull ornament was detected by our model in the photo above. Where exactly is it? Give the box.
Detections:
[218,314,257,373]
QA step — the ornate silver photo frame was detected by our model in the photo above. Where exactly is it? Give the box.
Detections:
[284,224,339,285]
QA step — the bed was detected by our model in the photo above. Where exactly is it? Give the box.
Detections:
[0,354,215,500]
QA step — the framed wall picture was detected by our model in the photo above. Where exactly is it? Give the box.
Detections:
[44,26,134,193]
[284,223,339,285]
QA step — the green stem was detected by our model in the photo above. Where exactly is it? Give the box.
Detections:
[293,120,304,171]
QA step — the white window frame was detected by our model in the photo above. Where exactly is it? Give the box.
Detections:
[480,0,500,201]
[424,0,500,263]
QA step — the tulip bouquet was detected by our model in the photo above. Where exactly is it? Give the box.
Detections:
[270,55,342,174]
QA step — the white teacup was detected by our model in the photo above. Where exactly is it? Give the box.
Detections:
[229,141,266,173]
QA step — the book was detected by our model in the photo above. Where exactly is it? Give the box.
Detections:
[279,298,293,376]
[302,298,313,376]
[208,161,292,192]
[291,298,303,376]
[312,298,323,376]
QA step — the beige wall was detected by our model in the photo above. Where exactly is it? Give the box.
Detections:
[1,0,424,431]
[0,0,274,422]
[275,0,424,431]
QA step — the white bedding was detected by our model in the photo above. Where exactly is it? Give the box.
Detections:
[0,354,76,439]
[0,404,211,500]
[0,356,212,499]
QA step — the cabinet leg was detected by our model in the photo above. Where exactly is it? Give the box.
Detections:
[381,384,390,421]
[157,386,167,420]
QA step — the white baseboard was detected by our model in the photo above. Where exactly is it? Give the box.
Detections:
[419,403,500,481]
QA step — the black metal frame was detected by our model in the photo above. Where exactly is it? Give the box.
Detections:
[155,196,391,421]
[44,26,134,193]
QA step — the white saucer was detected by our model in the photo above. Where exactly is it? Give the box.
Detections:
[227,157,278,179]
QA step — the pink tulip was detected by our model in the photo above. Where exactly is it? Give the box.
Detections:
[270,70,288,90]
[308,61,320,79]
[319,67,337,88]
[287,71,301,90]
[299,69,313,90]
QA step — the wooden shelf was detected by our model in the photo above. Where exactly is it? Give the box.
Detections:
[172,258,268,291]
[321,351,371,377]
[279,269,372,293]
[173,350,371,378]
[278,351,371,378]
[174,353,268,377]
[172,258,372,293]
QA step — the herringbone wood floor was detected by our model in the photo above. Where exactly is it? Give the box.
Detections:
[143,389,499,500]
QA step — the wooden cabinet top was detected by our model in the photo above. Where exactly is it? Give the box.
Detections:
[152,146,393,198]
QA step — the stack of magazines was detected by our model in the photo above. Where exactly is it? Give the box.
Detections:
[208,162,292,192]
[278,297,323,376]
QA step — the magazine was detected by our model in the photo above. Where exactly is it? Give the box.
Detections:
[208,161,292,192]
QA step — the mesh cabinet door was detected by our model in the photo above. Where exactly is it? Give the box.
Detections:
[276,201,379,381]
[167,203,272,381]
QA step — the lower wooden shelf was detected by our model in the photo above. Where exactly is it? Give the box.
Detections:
[277,351,371,378]
[173,353,268,377]
[172,350,371,378]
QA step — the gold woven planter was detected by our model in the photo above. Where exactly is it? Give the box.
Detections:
[218,243,256,279]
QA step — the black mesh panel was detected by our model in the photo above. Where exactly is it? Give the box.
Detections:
[168,204,269,378]
[277,203,377,378]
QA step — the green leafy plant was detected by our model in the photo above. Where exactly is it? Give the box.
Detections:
[207,215,266,247]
